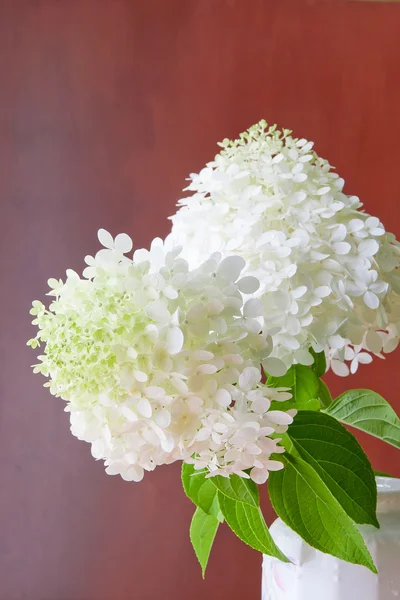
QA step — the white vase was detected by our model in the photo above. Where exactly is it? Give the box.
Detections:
[262,477,400,600]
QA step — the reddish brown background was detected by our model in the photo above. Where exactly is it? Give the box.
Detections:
[1,1,400,599]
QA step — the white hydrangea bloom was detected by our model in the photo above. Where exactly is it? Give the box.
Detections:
[29,230,293,483]
[167,121,400,374]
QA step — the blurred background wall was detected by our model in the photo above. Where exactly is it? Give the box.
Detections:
[1,1,400,599]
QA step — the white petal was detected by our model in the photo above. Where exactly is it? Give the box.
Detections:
[237,276,260,294]
[133,248,150,263]
[198,363,218,375]
[350,358,359,375]
[114,233,133,253]
[163,286,178,299]
[348,218,364,232]
[330,224,347,242]
[328,335,346,350]
[252,397,271,414]
[145,386,165,400]
[365,330,383,354]
[331,360,350,377]
[314,286,331,298]
[155,408,171,428]
[267,411,293,425]
[250,468,269,485]
[210,316,227,334]
[121,465,144,482]
[166,327,184,355]
[356,352,373,365]
[121,406,138,422]
[91,439,106,459]
[137,397,152,418]
[171,376,188,394]
[317,186,331,196]
[134,370,148,383]
[294,349,314,366]
[332,242,351,255]
[243,298,264,318]
[105,462,124,476]
[383,337,399,354]
[262,357,287,377]
[291,286,308,299]
[146,301,171,323]
[265,460,284,471]
[238,366,261,391]
[359,239,379,257]
[193,350,214,361]
[97,228,114,249]
[217,255,246,282]
[215,388,232,407]
[364,291,379,310]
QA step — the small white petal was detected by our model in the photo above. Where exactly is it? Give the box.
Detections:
[358,239,379,257]
[155,408,171,428]
[317,186,331,196]
[237,276,260,294]
[262,357,287,377]
[146,301,171,323]
[267,411,293,426]
[163,286,178,299]
[383,337,399,354]
[239,366,261,391]
[265,460,284,471]
[121,465,144,482]
[364,291,379,310]
[314,286,331,298]
[291,286,308,299]
[217,255,246,281]
[134,371,148,383]
[365,330,383,354]
[331,360,350,377]
[294,349,314,366]
[356,352,373,365]
[215,389,232,407]
[250,468,269,485]
[105,462,124,476]
[97,228,114,249]
[198,364,218,375]
[332,242,351,255]
[137,397,152,418]
[145,386,165,400]
[133,248,150,263]
[114,233,133,253]
[193,350,214,361]
[166,327,184,355]
[243,298,264,317]
[252,396,271,414]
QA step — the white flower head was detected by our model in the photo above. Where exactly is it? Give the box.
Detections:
[29,230,293,483]
[166,120,400,374]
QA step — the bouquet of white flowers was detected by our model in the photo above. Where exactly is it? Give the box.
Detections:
[29,121,400,576]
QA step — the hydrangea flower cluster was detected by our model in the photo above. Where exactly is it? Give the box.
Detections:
[29,230,293,483]
[167,121,400,375]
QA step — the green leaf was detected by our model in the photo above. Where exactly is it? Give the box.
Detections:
[310,348,327,378]
[374,470,396,478]
[270,396,321,413]
[287,411,378,527]
[190,507,220,578]
[325,389,400,449]
[181,463,222,520]
[317,379,332,408]
[268,453,377,573]
[210,474,259,507]
[267,364,321,411]
[217,493,289,562]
